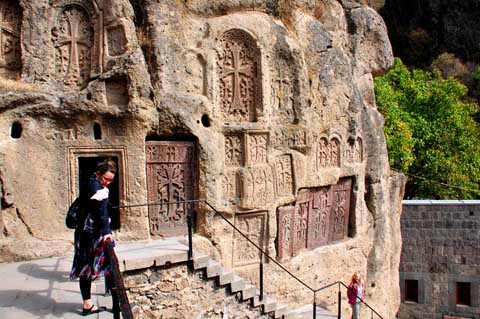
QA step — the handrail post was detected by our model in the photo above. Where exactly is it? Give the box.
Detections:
[338,283,341,319]
[187,210,193,268]
[313,291,317,319]
[259,257,264,302]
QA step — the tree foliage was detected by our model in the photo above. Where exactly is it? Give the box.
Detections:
[374,58,480,199]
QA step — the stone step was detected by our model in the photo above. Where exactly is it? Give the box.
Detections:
[274,304,291,319]
[241,284,256,301]
[230,275,246,293]
[192,254,210,270]
[259,296,277,313]
[218,267,234,286]
[206,260,222,278]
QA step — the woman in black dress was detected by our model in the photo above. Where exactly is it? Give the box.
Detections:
[70,159,118,316]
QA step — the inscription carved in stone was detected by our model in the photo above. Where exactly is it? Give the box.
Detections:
[0,0,21,79]
[274,154,294,197]
[53,5,93,88]
[233,211,266,266]
[271,127,307,150]
[276,177,353,259]
[217,29,260,122]
[317,136,341,169]
[146,141,195,236]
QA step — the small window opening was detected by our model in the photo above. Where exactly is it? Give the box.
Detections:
[456,282,471,306]
[10,121,22,139]
[404,280,419,303]
[201,114,211,127]
[93,123,102,140]
[469,211,474,216]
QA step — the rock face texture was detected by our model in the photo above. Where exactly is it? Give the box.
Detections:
[0,0,403,317]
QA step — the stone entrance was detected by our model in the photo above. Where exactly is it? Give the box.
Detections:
[146,141,196,236]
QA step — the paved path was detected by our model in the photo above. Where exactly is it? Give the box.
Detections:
[0,238,190,319]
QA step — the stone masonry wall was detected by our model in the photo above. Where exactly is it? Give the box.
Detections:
[124,262,265,319]
[398,201,480,319]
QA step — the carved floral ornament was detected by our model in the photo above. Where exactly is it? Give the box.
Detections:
[217,29,261,123]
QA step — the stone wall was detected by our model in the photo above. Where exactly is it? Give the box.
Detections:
[0,0,403,317]
[398,200,480,319]
[123,263,265,319]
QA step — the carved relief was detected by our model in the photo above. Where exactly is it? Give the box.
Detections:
[217,29,260,122]
[240,165,274,209]
[271,127,308,151]
[292,189,309,255]
[45,128,79,141]
[224,134,244,166]
[0,0,21,79]
[277,206,294,260]
[106,25,126,56]
[317,136,341,169]
[345,136,363,164]
[53,5,93,88]
[146,141,195,236]
[276,177,353,260]
[246,132,268,165]
[330,178,352,242]
[271,72,296,123]
[274,154,294,197]
[233,211,266,266]
[223,169,239,203]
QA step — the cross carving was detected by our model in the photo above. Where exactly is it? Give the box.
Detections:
[221,43,252,115]
[0,5,20,66]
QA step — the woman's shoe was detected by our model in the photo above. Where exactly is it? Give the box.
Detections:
[82,305,107,316]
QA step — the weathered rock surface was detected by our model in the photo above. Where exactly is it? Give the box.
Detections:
[0,0,403,317]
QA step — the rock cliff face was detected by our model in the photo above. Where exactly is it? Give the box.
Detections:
[0,0,403,317]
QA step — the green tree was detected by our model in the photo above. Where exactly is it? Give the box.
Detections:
[374,58,480,199]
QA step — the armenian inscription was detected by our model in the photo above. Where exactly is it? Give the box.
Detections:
[217,29,260,122]
[53,5,93,88]
[146,141,195,236]
[277,177,353,259]
[0,0,21,79]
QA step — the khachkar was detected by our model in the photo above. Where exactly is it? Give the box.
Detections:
[0,1,404,319]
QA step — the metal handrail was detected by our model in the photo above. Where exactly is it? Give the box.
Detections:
[113,198,384,319]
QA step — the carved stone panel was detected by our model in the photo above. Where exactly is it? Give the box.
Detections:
[106,25,126,56]
[344,136,363,164]
[292,189,309,256]
[246,132,268,165]
[276,177,353,260]
[105,76,129,106]
[0,0,21,79]
[329,178,352,242]
[224,134,244,166]
[53,5,93,88]
[277,206,294,261]
[271,127,308,151]
[233,211,266,267]
[217,29,261,122]
[239,165,274,209]
[146,141,195,236]
[223,168,239,203]
[307,188,330,248]
[274,154,294,197]
[317,136,341,169]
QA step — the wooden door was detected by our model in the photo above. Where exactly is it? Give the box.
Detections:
[146,141,195,236]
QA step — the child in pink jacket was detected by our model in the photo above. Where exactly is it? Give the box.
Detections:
[347,272,365,319]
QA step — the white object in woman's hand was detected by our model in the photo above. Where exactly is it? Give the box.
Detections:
[90,187,109,201]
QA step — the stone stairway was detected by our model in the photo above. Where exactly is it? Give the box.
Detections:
[114,237,338,319]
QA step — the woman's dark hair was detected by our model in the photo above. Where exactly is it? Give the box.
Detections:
[96,159,117,175]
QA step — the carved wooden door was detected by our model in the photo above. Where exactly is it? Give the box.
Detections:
[146,141,195,236]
